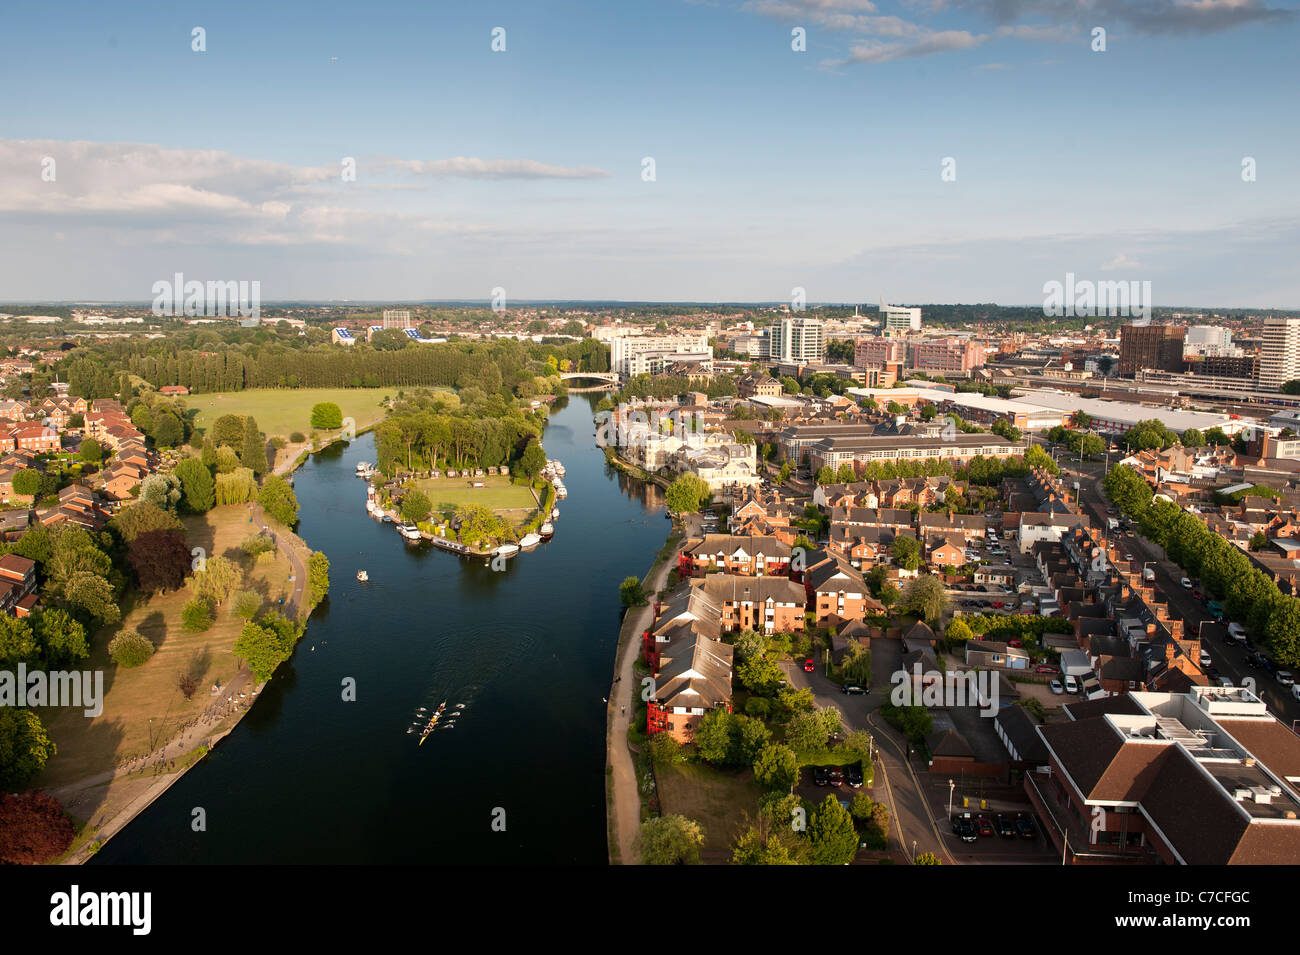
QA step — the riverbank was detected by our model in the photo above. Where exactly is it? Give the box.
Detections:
[43,504,317,864]
[605,522,685,865]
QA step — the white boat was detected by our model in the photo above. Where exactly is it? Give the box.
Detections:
[356,461,371,474]
[357,570,369,582]
[397,522,422,541]
[495,543,520,558]
[551,507,560,520]
[554,484,568,500]
[539,522,554,540]
[519,532,542,549]
[366,499,379,514]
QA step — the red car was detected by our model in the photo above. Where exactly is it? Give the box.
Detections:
[1034,664,1056,674]
[1008,637,1022,648]
[803,658,815,673]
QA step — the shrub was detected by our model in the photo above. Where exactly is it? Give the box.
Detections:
[231,590,262,620]
[289,431,306,444]
[241,534,276,558]
[181,598,214,633]
[108,629,155,668]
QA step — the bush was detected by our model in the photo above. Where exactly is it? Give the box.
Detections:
[289,431,306,444]
[310,402,344,430]
[108,629,155,667]
[241,534,276,558]
[181,598,214,633]
[231,590,262,620]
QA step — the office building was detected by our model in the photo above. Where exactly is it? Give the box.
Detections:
[880,301,922,336]
[1118,323,1186,376]
[609,333,713,377]
[1258,317,1300,392]
[768,317,824,364]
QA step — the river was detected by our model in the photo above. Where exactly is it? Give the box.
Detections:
[93,394,667,864]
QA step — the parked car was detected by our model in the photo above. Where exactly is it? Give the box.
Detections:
[1292,684,1300,703]
[1049,679,1064,694]
[1191,590,1202,601]
[845,764,863,788]
[1277,671,1295,687]
[976,814,994,837]
[951,813,978,843]
[813,766,829,786]
[1199,651,1212,669]
[995,813,1016,838]
[1181,577,1192,588]
[841,684,865,695]
[1228,623,1247,642]
[1015,814,1037,840]
[827,766,845,786]
[1034,664,1057,674]
[803,658,815,673]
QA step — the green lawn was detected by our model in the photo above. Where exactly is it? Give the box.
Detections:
[414,473,537,515]
[190,387,396,441]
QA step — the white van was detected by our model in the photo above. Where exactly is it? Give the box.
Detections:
[1063,673,1080,694]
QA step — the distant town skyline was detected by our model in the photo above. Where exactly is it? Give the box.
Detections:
[2,0,1297,306]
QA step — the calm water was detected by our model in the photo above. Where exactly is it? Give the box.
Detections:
[94,395,667,864]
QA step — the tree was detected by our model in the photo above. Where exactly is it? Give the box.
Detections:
[127,529,190,593]
[0,709,56,789]
[187,554,243,606]
[63,572,120,627]
[0,615,40,670]
[913,852,942,865]
[233,611,303,681]
[1250,531,1268,551]
[401,489,431,524]
[518,439,547,480]
[902,575,948,626]
[107,629,154,667]
[175,457,215,512]
[752,742,799,791]
[664,473,711,514]
[0,791,76,864]
[182,598,214,632]
[891,535,921,571]
[879,582,901,611]
[808,794,859,865]
[215,467,258,505]
[31,609,88,669]
[78,437,102,464]
[307,551,330,610]
[241,415,268,475]
[215,445,242,474]
[140,472,182,512]
[1182,428,1204,448]
[310,402,344,430]
[258,475,299,526]
[693,709,734,763]
[619,576,647,608]
[637,814,704,865]
[211,413,244,448]
[737,652,784,695]
[11,469,41,497]
[945,619,973,643]
[231,590,262,620]
[152,410,184,448]
[111,501,184,543]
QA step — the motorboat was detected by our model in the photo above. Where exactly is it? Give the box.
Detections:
[551,508,560,520]
[397,522,422,541]
[519,532,541,549]
[495,543,520,559]
[539,522,554,540]
[356,570,369,582]
[356,461,371,474]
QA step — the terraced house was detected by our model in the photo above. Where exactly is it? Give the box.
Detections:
[678,534,792,577]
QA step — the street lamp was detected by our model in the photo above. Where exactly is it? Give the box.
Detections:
[948,778,955,817]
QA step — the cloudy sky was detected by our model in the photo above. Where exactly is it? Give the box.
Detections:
[1,0,1297,306]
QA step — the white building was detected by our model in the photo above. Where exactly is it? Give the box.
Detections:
[768,317,824,364]
[880,300,922,336]
[1183,325,1238,357]
[609,333,712,376]
[1259,317,1300,392]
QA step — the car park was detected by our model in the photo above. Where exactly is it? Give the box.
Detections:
[995,813,1015,838]
[951,813,977,843]
[976,814,994,837]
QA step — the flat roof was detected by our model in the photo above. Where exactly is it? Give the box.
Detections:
[1015,389,1247,433]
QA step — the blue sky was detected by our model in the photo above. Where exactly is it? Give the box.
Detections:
[1,0,1297,306]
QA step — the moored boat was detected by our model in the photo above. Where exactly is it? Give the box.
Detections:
[539,521,554,540]
[397,522,421,541]
[551,507,560,520]
[519,532,541,549]
[495,543,520,559]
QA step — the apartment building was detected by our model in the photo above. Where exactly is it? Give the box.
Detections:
[1258,317,1300,392]
[1118,323,1186,376]
[910,338,986,375]
[768,318,825,364]
[609,333,712,377]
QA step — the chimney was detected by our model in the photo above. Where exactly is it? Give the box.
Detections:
[1169,619,1183,640]
[1165,642,1176,665]
[1146,622,1157,639]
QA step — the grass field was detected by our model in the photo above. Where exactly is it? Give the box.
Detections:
[414,473,537,516]
[190,387,395,441]
[34,506,299,789]
[656,760,761,856]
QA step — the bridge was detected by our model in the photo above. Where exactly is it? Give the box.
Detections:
[560,371,620,392]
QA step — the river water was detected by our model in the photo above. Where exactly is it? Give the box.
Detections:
[94,394,666,864]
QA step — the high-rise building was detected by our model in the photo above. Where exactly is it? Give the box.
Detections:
[768,318,824,364]
[1118,323,1185,376]
[879,300,922,336]
[1259,317,1300,392]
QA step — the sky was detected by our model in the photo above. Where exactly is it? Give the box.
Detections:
[1,0,1298,307]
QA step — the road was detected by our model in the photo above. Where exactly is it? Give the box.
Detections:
[1060,457,1300,726]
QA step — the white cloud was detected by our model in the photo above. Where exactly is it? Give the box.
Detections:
[389,157,611,180]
